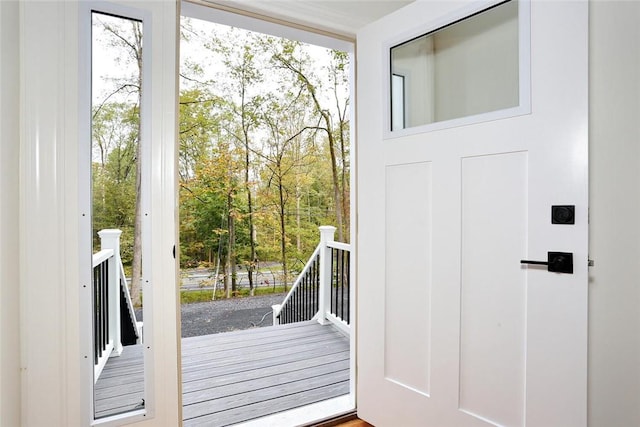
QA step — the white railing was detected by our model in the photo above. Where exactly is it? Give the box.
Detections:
[271,244,321,325]
[92,230,123,382]
[272,226,351,335]
[92,229,140,382]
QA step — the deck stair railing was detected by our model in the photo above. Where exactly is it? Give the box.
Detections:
[92,229,141,382]
[274,247,321,325]
[273,226,351,335]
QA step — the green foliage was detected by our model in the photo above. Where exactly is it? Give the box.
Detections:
[93,18,351,296]
[180,287,287,304]
[177,21,351,281]
[92,102,139,266]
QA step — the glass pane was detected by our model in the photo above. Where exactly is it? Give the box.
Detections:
[91,11,145,419]
[391,0,519,130]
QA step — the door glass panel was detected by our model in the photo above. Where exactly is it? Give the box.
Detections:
[91,10,146,419]
[390,0,519,130]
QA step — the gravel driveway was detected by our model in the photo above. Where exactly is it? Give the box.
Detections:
[179,293,286,338]
[134,292,288,338]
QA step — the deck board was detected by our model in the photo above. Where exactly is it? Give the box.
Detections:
[95,321,350,425]
[94,344,145,417]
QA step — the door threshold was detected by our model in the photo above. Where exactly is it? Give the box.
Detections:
[235,395,354,427]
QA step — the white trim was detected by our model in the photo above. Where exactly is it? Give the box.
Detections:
[382,0,532,139]
[92,249,114,267]
[79,1,95,424]
[137,1,155,421]
[324,312,350,336]
[0,1,21,425]
[327,241,351,252]
[79,2,155,425]
[181,1,353,53]
[237,395,353,427]
[348,46,357,406]
[90,409,147,427]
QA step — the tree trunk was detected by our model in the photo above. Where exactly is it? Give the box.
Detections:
[296,183,301,252]
[334,61,350,243]
[243,135,256,296]
[130,141,142,306]
[327,130,344,242]
[224,256,230,299]
[239,75,257,297]
[339,126,349,243]
[274,55,344,241]
[278,178,288,292]
[228,191,237,296]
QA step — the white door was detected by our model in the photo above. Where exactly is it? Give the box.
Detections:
[356,1,588,426]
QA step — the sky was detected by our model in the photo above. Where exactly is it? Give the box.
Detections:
[90,11,350,164]
[180,16,348,109]
[92,12,349,112]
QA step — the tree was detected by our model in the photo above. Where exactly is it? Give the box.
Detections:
[269,40,350,241]
[328,51,351,241]
[178,87,224,266]
[92,102,139,270]
[213,31,264,296]
[174,19,351,296]
[256,84,318,290]
[179,88,221,181]
[93,14,144,306]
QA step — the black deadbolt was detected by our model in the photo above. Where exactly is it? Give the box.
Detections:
[552,205,575,224]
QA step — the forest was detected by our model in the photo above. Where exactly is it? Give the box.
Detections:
[91,15,350,301]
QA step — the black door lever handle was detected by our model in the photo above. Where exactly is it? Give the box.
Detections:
[520,259,549,266]
[521,251,573,274]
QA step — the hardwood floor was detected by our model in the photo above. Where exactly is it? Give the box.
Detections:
[335,419,373,427]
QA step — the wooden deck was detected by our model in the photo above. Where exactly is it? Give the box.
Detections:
[95,321,350,425]
[94,343,144,418]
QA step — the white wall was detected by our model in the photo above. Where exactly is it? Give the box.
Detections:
[19,1,83,424]
[0,1,22,426]
[589,2,640,426]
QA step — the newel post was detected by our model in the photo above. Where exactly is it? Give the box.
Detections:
[317,225,336,325]
[98,229,123,356]
[271,304,282,326]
